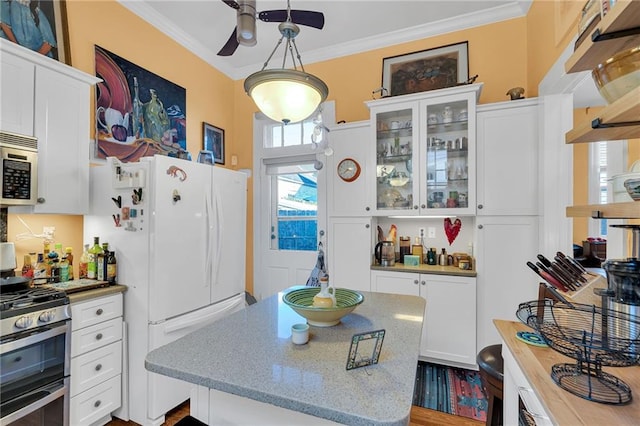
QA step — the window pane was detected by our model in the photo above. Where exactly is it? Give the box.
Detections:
[274,166,317,251]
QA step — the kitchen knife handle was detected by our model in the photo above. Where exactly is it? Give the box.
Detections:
[537,254,552,268]
[539,270,569,292]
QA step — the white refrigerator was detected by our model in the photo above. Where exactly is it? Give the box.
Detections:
[84,155,247,426]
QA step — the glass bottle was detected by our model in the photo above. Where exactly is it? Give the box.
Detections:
[97,242,109,281]
[59,256,70,282]
[87,237,103,279]
[54,243,63,259]
[65,247,74,280]
[107,251,117,285]
[21,254,34,278]
[79,244,90,280]
[33,253,47,285]
[50,259,60,283]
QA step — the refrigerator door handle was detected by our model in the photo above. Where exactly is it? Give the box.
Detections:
[205,192,214,285]
[212,190,224,282]
[163,297,244,334]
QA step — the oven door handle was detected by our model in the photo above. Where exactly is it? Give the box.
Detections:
[0,320,70,354]
[0,377,69,425]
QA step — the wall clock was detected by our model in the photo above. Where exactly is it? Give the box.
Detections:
[337,158,361,182]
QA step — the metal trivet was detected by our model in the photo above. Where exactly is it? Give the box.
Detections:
[516,299,640,405]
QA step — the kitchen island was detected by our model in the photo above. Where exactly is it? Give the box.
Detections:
[145,288,425,425]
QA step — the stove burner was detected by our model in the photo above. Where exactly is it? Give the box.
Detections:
[0,287,68,314]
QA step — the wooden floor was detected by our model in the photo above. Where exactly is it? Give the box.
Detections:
[107,401,484,426]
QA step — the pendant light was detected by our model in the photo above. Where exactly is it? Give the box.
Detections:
[244,3,328,125]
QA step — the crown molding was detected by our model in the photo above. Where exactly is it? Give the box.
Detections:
[119,1,531,81]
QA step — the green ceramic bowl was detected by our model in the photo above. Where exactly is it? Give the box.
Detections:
[282,287,364,327]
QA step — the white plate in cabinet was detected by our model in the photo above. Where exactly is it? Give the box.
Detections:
[71,294,123,331]
[70,374,122,426]
[71,317,123,357]
[71,341,123,397]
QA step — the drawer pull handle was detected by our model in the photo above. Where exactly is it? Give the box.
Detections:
[95,363,102,371]
[96,333,103,340]
[94,400,101,408]
[413,280,419,285]
[96,308,104,315]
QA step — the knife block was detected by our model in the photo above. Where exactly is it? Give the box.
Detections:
[539,273,608,307]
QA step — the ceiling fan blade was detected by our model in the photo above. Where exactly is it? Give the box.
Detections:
[217,28,240,56]
[221,0,240,10]
[259,9,325,29]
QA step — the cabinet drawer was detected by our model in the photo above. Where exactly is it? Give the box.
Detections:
[71,340,122,397]
[71,293,123,330]
[71,317,122,357]
[502,346,551,423]
[70,374,121,426]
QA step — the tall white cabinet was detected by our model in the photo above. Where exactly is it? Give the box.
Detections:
[1,39,99,214]
[326,121,373,291]
[475,99,541,351]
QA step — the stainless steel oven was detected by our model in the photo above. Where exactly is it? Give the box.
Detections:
[0,288,71,426]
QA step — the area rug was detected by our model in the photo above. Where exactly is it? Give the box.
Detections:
[413,361,488,422]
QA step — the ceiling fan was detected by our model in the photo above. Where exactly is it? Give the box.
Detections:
[217,0,325,56]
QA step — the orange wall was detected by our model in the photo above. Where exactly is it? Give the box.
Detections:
[8,0,596,294]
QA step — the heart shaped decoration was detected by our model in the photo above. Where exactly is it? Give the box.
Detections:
[444,217,462,245]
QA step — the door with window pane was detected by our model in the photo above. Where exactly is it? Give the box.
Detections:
[258,160,325,300]
[253,107,332,301]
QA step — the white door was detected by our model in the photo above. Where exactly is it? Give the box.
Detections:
[252,106,333,300]
[256,157,326,300]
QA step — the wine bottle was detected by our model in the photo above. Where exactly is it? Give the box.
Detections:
[87,237,103,279]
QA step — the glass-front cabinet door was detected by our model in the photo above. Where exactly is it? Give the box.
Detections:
[367,84,481,216]
[419,91,476,216]
[371,104,419,215]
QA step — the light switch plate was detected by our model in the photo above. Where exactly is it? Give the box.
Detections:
[428,227,436,238]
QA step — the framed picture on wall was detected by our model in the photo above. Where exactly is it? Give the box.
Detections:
[203,122,225,165]
[382,41,469,97]
[0,0,71,64]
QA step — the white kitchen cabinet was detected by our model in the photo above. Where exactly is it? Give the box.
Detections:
[326,121,372,216]
[327,217,372,292]
[1,39,99,214]
[476,99,539,216]
[371,270,477,368]
[70,293,123,426]
[475,216,539,351]
[365,84,482,217]
[501,343,552,426]
[0,48,35,135]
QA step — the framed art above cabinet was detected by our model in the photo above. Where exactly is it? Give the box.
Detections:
[366,83,482,217]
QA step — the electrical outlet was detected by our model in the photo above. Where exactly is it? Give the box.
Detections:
[428,227,436,238]
[43,226,55,237]
[419,228,425,238]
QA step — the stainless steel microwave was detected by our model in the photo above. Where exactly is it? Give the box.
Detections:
[0,131,38,206]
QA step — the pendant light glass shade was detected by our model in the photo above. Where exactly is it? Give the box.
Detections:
[244,14,328,125]
[244,69,328,124]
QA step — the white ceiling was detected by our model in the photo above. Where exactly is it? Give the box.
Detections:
[120,0,533,80]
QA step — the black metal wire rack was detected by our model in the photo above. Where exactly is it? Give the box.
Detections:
[516,299,640,405]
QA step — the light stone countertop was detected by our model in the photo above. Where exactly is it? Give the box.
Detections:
[145,288,426,425]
